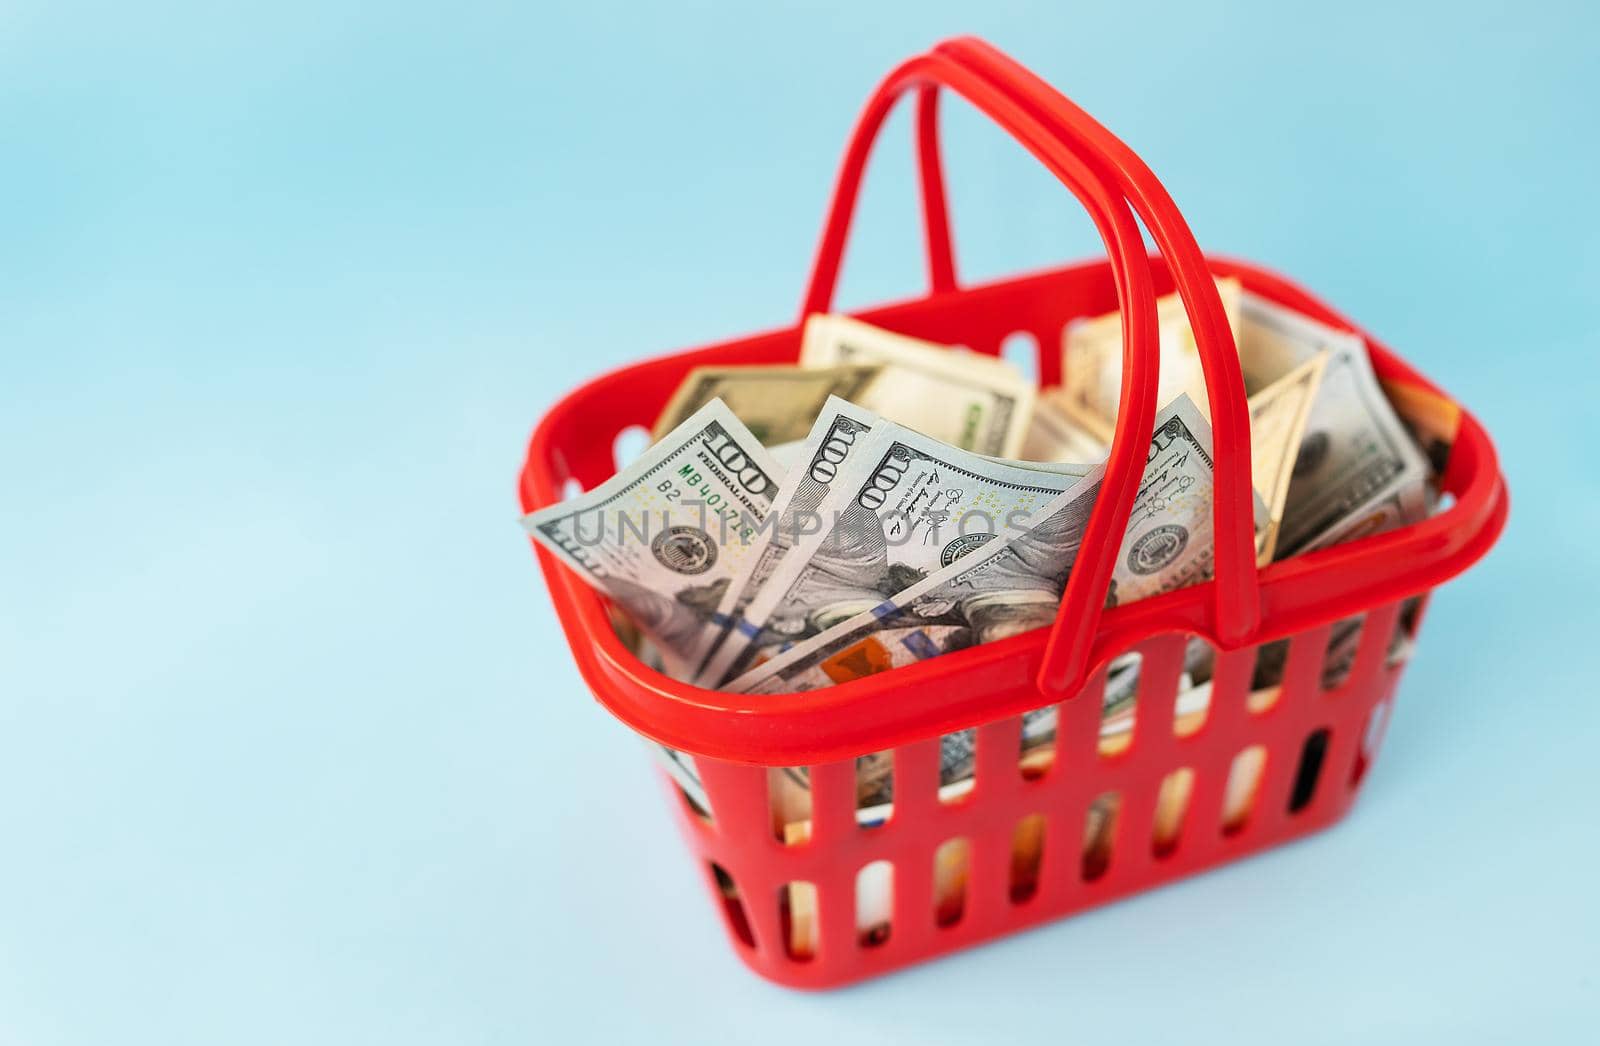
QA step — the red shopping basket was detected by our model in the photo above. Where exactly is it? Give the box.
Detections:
[517,38,1507,989]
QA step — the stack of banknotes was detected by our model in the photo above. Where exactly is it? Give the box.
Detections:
[524,280,1455,949]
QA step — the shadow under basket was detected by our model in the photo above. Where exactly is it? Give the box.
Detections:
[517,42,1507,990]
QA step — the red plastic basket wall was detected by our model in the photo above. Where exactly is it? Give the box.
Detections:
[517,39,1508,989]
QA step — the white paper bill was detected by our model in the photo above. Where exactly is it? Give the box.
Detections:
[522,399,784,678]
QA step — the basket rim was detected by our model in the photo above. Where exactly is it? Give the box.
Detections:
[517,254,1508,766]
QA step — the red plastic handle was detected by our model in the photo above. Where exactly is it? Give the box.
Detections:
[915,85,958,297]
[801,47,1158,702]
[802,40,1261,698]
[933,40,1261,683]
[806,51,1158,703]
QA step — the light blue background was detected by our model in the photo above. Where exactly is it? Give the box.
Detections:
[3,2,1596,1043]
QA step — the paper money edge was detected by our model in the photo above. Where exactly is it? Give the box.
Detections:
[720,417,1093,683]
[692,396,882,686]
[521,398,785,674]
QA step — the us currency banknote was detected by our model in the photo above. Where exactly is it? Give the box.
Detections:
[1055,278,1316,563]
[709,418,1091,686]
[1019,390,1110,465]
[1246,351,1327,563]
[801,313,1036,456]
[650,363,880,445]
[1059,277,1243,441]
[985,455,1096,478]
[522,399,784,679]
[693,397,881,687]
[728,395,1217,695]
[765,439,808,471]
[1107,393,1246,607]
[1239,293,1429,557]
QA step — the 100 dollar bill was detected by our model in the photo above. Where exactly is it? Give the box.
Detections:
[730,395,1217,694]
[1019,390,1109,465]
[711,416,1091,686]
[1059,277,1243,441]
[694,397,880,686]
[1246,351,1327,564]
[1240,293,1429,556]
[522,399,783,679]
[651,363,880,446]
[802,313,1035,456]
